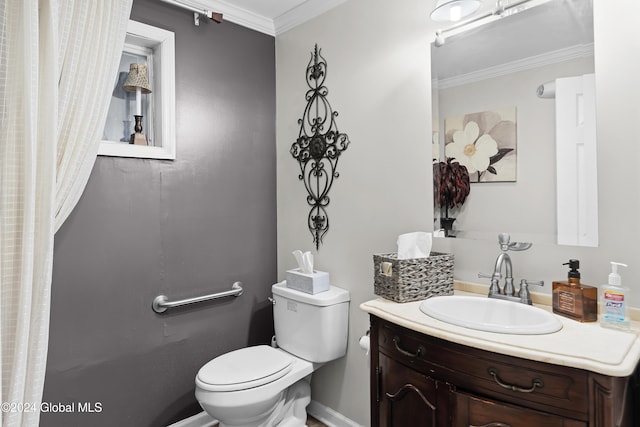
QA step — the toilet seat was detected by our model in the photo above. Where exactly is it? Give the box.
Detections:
[196,345,294,392]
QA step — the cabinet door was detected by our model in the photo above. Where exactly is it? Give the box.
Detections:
[378,352,448,427]
[453,390,587,427]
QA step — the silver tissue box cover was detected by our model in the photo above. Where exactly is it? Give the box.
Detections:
[285,269,330,294]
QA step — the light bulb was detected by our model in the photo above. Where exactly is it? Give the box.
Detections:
[449,4,462,21]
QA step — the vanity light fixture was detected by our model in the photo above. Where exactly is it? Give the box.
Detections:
[430,0,482,22]
[433,0,552,46]
[159,0,223,26]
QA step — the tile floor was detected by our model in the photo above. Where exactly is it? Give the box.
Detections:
[307,415,328,427]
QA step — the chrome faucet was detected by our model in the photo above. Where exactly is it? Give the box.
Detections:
[478,233,543,305]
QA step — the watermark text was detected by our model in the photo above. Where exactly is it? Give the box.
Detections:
[1,401,102,413]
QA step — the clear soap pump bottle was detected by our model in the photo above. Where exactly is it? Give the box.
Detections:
[600,262,630,330]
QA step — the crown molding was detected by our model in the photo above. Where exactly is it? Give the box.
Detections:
[198,0,275,35]
[273,0,348,36]
[435,43,594,90]
[196,0,347,36]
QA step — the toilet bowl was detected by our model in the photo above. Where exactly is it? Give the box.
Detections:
[196,346,314,427]
[195,282,350,427]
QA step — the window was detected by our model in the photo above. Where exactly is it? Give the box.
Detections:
[99,20,176,160]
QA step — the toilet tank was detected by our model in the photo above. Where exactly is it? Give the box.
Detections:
[271,282,350,363]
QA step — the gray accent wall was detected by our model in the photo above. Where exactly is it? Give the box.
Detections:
[43,0,276,425]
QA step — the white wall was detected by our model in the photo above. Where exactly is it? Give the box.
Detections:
[276,0,432,424]
[276,0,640,425]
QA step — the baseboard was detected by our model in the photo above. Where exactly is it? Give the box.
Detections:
[167,401,360,427]
[307,400,363,427]
[167,411,217,427]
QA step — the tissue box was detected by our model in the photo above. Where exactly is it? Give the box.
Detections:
[285,269,330,294]
[373,252,453,303]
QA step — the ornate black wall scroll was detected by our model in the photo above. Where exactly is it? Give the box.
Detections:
[290,44,351,250]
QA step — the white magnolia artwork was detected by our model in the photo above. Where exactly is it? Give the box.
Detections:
[444,107,517,183]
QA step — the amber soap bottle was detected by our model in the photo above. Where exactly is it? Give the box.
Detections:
[552,259,597,322]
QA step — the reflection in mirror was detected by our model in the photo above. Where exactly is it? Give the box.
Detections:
[431,0,596,246]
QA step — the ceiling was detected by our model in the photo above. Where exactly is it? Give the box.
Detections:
[218,0,309,19]
[196,0,347,36]
[187,0,591,46]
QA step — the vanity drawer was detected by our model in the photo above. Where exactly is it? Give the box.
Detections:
[453,390,587,427]
[376,318,589,420]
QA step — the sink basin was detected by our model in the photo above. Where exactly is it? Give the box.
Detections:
[419,295,563,335]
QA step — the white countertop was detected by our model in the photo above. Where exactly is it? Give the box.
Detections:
[360,289,640,377]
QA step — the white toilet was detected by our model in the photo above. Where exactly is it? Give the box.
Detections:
[195,282,350,427]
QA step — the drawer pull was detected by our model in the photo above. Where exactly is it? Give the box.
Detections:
[393,336,424,358]
[488,368,543,393]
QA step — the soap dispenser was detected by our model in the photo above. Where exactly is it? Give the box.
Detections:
[600,262,630,330]
[552,259,597,322]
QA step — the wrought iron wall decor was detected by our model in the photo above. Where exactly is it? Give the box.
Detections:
[290,44,351,250]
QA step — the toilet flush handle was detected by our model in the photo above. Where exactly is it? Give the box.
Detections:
[268,296,276,305]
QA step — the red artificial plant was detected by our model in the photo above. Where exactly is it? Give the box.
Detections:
[433,158,471,219]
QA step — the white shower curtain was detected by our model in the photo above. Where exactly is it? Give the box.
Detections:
[0,1,132,425]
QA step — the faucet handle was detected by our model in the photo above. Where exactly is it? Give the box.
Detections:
[522,279,544,288]
[479,272,501,296]
[518,279,544,305]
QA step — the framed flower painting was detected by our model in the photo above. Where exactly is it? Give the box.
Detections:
[444,107,516,183]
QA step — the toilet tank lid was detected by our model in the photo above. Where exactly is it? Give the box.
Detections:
[272,282,350,306]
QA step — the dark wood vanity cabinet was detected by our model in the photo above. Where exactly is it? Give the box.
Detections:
[377,352,447,426]
[369,315,639,427]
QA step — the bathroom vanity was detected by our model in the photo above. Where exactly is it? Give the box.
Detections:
[361,292,640,427]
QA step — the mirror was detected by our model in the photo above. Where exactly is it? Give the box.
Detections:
[431,0,596,246]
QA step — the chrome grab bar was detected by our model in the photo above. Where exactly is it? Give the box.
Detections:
[152,281,243,313]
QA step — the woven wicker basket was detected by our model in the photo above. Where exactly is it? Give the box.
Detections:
[373,252,454,303]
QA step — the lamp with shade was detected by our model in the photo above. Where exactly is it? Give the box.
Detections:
[123,63,152,145]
